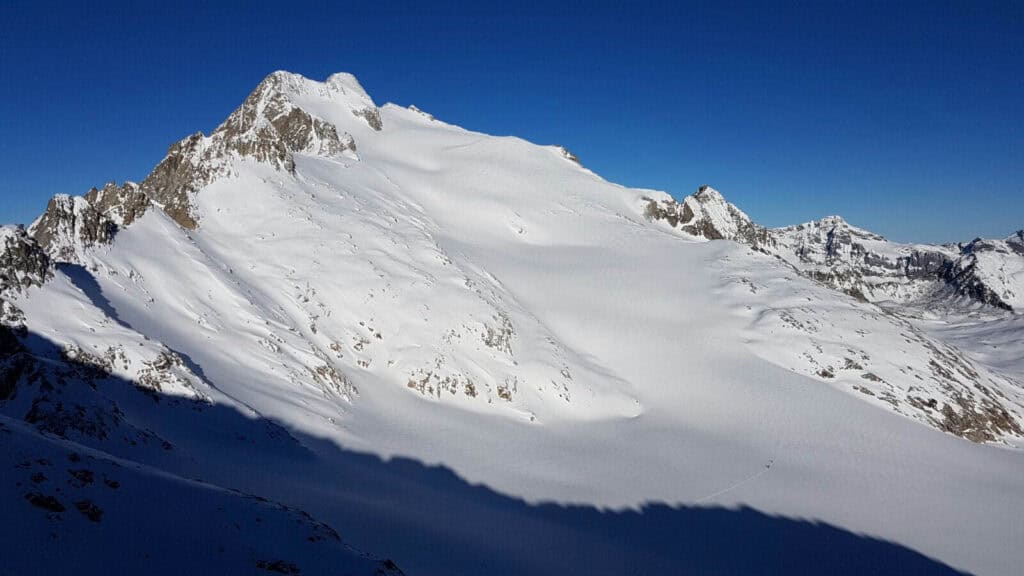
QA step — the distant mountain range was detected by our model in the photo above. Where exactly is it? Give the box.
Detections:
[644,186,1023,312]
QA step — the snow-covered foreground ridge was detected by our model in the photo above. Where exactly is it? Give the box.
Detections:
[3,70,1024,574]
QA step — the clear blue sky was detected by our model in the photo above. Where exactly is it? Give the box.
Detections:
[1,0,1020,242]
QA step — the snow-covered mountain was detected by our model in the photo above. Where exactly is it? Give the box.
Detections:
[643,188,1024,312]
[4,71,1024,575]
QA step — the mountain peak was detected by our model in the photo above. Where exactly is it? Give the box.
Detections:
[135,70,384,230]
[252,70,377,113]
[20,70,387,257]
[692,184,726,203]
[325,72,372,100]
[642,185,770,247]
[776,214,884,241]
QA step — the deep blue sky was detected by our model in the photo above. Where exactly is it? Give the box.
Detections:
[1,1,1020,242]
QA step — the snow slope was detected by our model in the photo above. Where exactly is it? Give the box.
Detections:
[4,71,1024,574]
[0,415,404,576]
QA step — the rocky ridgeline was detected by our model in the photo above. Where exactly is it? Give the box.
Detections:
[3,70,388,437]
[30,193,119,263]
[644,187,1023,312]
[3,218,211,431]
[769,216,957,304]
[945,232,1024,311]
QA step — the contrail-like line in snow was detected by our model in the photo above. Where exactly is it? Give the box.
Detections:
[695,459,774,504]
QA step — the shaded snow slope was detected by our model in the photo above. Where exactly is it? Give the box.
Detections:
[0,410,404,575]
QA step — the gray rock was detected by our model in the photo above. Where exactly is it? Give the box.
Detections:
[140,132,218,230]
[352,107,383,131]
[29,195,117,263]
[0,226,51,295]
[84,182,149,227]
[643,186,773,249]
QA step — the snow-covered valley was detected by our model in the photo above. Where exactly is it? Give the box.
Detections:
[3,71,1023,575]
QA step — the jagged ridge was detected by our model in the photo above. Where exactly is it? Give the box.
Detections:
[643,187,1023,312]
[28,71,385,254]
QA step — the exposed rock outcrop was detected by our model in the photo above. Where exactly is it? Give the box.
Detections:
[29,195,117,264]
[26,182,147,264]
[28,71,382,255]
[768,216,955,303]
[943,234,1024,311]
[353,107,383,131]
[0,226,51,295]
[775,219,1024,311]
[141,71,373,230]
[643,186,773,248]
[140,132,221,230]
[84,182,149,227]
[0,227,49,397]
[216,72,357,171]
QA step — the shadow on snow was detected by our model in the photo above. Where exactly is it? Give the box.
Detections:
[0,326,970,576]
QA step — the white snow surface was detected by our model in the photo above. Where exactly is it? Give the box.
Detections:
[7,72,1024,575]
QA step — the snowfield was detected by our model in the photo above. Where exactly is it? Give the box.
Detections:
[3,71,1024,575]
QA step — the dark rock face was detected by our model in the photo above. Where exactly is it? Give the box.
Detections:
[1,336,199,445]
[220,72,359,164]
[942,240,1016,312]
[30,195,117,263]
[899,250,948,280]
[0,228,47,398]
[0,227,52,295]
[24,182,148,264]
[272,108,347,157]
[352,107,383,131]
[84,182,149,227]
[939,396,1021,442]
[140,133,213,230]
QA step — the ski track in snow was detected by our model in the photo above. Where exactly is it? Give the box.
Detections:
[695,459,776,504]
